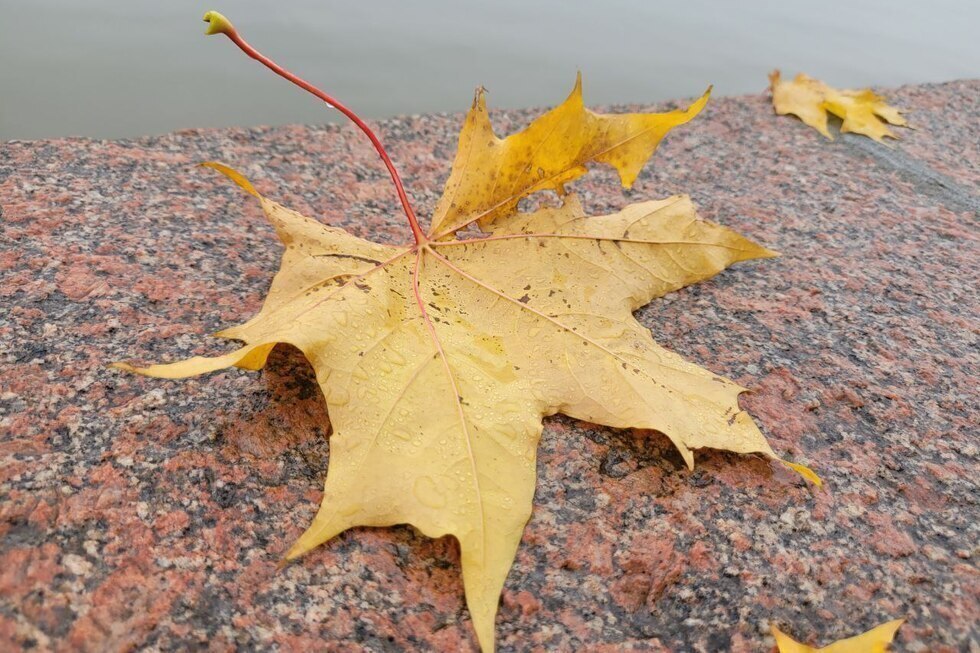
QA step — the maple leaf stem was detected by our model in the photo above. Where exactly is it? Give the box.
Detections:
[202,11,426,245]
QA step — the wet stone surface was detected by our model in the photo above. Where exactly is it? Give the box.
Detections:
[1,80,978,652]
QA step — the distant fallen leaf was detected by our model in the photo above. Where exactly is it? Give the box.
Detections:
[115,13,820,652]
[769,70,908,141]
[772,619,905,653]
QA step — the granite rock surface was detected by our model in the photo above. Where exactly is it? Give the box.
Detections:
[1,80,978,652]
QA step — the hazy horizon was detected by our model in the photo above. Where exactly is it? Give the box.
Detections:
[1,0,978,140]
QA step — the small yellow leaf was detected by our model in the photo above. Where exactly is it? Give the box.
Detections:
[772,619,905,653]
[769,70,908,142]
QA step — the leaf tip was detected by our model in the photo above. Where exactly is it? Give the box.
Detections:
[680,446,695,471]
[202,10,233,36]
[284,522,334,563]
[780,459,822,487]
[472,85,488,110]
[689,85,712,116]
[199,161,261,198]
[566,72,585,106]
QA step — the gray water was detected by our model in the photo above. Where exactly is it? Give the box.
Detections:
[1,0,978,141]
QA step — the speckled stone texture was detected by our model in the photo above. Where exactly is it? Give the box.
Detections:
[1,80,978,653]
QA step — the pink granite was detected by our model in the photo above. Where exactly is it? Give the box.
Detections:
[1,80,978,652]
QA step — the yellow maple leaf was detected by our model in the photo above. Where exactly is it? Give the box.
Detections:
[772,619,905,653]
[769,70,908,141]
[114,13,820,652]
